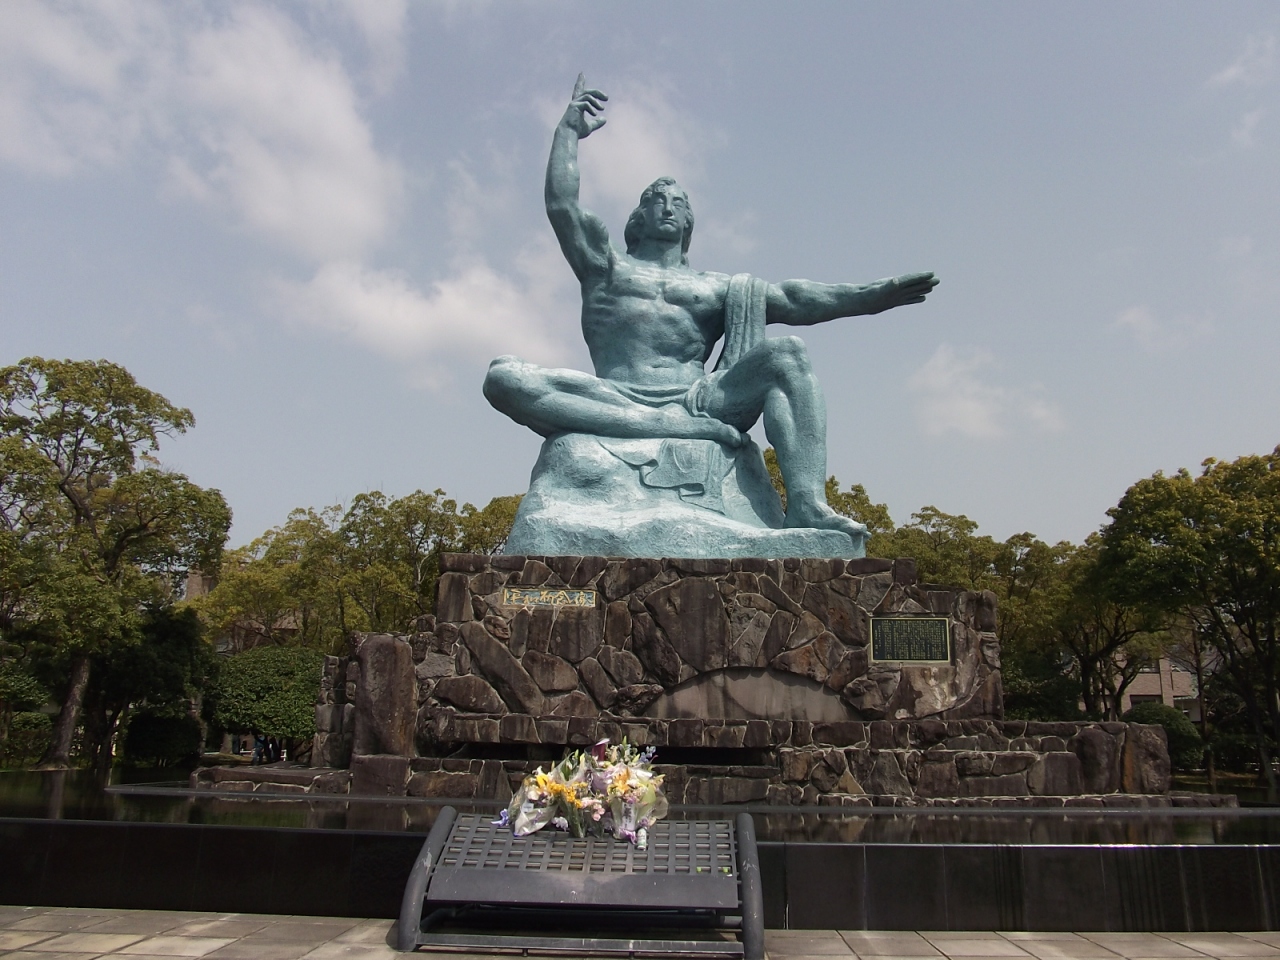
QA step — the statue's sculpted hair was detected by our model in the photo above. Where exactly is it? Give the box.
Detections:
[624,177,694,264]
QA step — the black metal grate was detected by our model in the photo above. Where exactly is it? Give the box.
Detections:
[441,814,737,878]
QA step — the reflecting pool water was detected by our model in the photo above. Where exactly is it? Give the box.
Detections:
[2,769,1276,845]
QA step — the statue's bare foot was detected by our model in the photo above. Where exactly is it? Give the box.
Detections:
[785,495,869,547]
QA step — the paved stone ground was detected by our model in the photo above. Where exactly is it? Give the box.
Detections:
[4,907,1280,960]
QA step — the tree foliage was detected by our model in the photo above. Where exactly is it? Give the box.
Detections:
[196,490,520,652]
[0,357,230,767]
[79,605,215,776]
[121,711,203,767]
[208,646,325,741]
[1100,447,1280,796]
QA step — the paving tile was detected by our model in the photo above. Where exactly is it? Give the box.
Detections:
[1077,937,1206,959]
[81,915,188,935]
[766,935,858,955]
[332,921,394,945]
[205,942,327,960]
[297,942,401,959]
[252,921,361,940]
[771,931,850,939]
[24,931,146,952]
[0,930,61,950]
[161,918,276,938]
[849,944,944,956]
[116,936,237,957]
[1164,939,1280,957]
[1239,936,1280,946]
[1015,943,1124,959]
[1002,936,1091,942]
[0,952,103,960]
[0,907,49,922]
[924,940,1032,957]
[840,933,942,957]
[6,914,110,933]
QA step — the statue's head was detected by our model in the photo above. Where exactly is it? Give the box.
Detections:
[625,177,694,264]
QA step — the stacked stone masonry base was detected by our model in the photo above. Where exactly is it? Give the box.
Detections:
[288,553,1188,807]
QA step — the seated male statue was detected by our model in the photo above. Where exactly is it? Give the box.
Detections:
[484,76,938,560]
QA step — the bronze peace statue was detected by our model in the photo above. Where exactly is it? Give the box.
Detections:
[484,75,938,559]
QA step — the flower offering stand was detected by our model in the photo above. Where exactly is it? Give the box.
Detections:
[396,806,764,957]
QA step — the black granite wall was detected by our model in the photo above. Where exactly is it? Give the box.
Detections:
[2,817,1277,930]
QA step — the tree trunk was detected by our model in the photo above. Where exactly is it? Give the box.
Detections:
[37,655,91,769]
[81,698,114,781]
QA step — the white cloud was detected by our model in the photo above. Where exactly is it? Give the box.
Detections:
[0,1,402,261]
[172,5,402,260]
[321,0,408,93]
[0,0,166,174]
[1115,305,1214,353]
[907,345,1063,440]
[274,238,575,384]
[539,79,715,228]
[1209,34,1276,88]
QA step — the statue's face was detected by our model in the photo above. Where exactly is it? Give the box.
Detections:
[640,182,690,242]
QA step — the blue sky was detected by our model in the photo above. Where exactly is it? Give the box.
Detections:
[2,2,1277,548]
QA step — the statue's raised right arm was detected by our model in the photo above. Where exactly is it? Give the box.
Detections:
[545,75,611,282]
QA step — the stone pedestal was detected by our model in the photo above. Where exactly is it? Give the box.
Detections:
[301,553,1178,806]
[416,553,1001,741]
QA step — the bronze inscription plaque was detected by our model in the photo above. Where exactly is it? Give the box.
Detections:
[501,586,597,608]
[870,617,951,663]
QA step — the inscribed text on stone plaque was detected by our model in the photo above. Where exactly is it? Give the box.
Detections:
[501,586,598,608]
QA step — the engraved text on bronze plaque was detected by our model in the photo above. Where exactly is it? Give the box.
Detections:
[870,617,951,663]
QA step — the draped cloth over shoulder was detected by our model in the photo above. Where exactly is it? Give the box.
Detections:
[715,274,769,373]
[598,274,769,515]
[500,271,858,558]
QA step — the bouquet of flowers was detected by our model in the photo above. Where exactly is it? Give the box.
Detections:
[500,739,668,848]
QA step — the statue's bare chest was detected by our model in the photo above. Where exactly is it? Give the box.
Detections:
[594,262,725,326]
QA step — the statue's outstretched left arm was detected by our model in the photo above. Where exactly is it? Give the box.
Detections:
[765,272,939,326]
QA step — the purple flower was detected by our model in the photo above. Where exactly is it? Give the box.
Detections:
[491,810,510,827]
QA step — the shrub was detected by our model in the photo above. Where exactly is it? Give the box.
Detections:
[1209,732,1266,773]
[209,646,324,741]
[1123,701,1203,770]
[1,711,52,768]
[122,712,202,767]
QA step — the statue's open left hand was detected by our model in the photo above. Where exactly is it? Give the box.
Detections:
[872,272,939,313]
[563,73,608,139]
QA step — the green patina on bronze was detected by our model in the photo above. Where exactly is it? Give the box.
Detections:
[483,75,938,559]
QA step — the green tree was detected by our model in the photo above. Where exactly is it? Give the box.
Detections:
[1100,447,1280,798]
[196,490,520,653]
[882,507,1000,589]
[0,661,46,743]
[80,606,214,776]
[208,645,325,745]
[0,358,230,768]
[1046,539,1170,720]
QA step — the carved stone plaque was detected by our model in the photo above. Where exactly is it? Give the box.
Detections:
[870,617,951,663]
[501,586,597,608]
